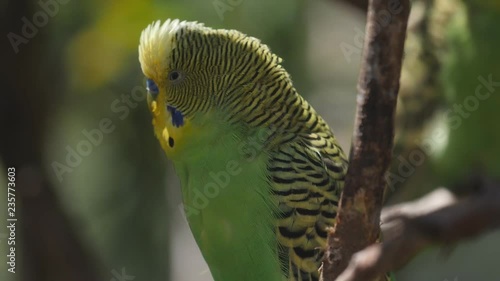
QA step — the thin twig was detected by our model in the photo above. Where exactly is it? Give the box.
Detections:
[335,178,500,281]
[321,0,410,280]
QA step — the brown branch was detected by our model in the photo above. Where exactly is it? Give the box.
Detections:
[335,178,500,281]
[322,0,410,280]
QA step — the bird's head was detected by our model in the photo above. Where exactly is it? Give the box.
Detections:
[138,19,286,159]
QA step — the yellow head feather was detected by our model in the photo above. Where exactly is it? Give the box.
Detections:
[138,19,203,81]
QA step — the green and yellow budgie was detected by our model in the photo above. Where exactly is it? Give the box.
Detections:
[138,19,348,281]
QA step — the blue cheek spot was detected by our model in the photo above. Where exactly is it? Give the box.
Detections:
[146,78,159,98]
[167,105,184,128]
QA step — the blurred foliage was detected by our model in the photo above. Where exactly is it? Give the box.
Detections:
[436,0,500,180]
[390,0,500,200]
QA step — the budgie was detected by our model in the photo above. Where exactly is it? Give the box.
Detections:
[138,19,348,281]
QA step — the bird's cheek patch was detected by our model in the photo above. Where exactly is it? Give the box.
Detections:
[167,105,184,127]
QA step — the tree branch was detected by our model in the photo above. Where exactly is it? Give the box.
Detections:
[322,0,410,280]
[335,178,500,281]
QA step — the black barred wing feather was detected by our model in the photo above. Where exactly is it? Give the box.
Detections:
[268,132,348,281]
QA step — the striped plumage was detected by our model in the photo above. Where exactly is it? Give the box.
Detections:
[139,20,348,281]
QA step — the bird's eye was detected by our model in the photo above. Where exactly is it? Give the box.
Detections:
[168,71,182,82]
[146,78,159,97]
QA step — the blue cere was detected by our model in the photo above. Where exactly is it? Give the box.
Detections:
[146,79,159,97]
[167,105,184,128]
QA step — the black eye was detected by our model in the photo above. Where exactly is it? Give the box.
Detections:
[168,71,181,82]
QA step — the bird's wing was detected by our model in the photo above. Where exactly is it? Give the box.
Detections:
[268,132,348,281]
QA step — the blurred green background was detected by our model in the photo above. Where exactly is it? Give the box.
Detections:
[1,0,499,281]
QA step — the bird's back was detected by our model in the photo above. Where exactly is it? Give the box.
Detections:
[228,65,349,280]
[265,95,348,281]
